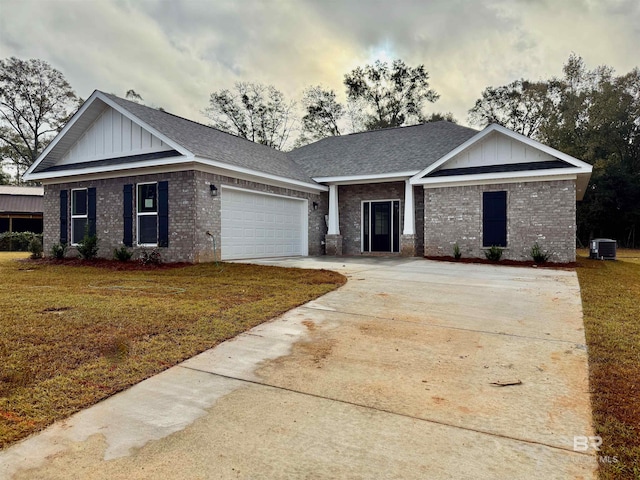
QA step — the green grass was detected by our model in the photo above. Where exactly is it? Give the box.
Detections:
[0,253,345,448]
[576,249,640,479]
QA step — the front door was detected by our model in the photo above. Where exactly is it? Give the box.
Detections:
[362,200,400,253]
[371,202,391,251]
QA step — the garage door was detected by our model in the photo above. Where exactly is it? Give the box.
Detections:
[221,187,307,260]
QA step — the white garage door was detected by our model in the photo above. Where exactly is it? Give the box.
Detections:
[221,187,307,260]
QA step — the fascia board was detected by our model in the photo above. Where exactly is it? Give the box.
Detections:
[195,156,327,192]
[313,171,419,185]
[23,155,194,181]
[413,168,582,186]
[25,154,326,193]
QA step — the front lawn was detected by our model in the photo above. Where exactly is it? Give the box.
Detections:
[576,249,640,479]
[0,253,345,448]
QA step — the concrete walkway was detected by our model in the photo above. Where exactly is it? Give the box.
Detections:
[0,258,597,479]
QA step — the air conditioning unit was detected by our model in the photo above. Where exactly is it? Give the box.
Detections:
[589,238,617,260]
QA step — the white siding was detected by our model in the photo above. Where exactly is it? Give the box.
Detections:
[441,131,557,170]
[57,107,172,165]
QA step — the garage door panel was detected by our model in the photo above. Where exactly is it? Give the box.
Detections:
[221,188,306,260]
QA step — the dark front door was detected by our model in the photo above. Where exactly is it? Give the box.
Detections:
[371,202,391,251]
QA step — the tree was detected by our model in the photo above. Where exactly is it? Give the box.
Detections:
[0,57,79,183]
[468,79,559,138]
[298,86,343,144]
[423,112,458,124]
[125,89,144,103]
[344,59,439,130]
[205,82,296,150]
[467,54,640,247]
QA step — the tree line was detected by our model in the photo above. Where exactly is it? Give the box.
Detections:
[1,55,638,247]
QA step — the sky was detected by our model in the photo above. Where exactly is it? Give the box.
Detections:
[0,0,639,137]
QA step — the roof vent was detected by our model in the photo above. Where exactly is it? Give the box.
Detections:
[589,238,617,260]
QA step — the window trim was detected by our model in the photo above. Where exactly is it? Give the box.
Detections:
[70,188,88,246]
[136,182,158,247]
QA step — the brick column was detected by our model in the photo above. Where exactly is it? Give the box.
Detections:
[400,234,417,256]
[325,234,343,256]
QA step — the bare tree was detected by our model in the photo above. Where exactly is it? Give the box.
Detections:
[0,57,80,183]
[344,59,439,130]
[205,82,296,150]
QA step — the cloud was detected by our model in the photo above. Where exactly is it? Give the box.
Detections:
[0,0,638,130]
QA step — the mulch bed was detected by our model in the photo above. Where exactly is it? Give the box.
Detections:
[22,257,193,271]
[424,255,578,269]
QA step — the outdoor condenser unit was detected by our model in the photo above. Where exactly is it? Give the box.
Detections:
[589,238,617,260]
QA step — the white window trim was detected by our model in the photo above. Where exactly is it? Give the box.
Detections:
[70,188,88,246]
[360,199,401,253]
[136,181,158,247]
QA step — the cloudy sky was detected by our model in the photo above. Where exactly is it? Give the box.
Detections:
[1,0,638,134]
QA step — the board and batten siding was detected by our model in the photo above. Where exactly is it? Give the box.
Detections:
[441,131,558,170]
[57,107,172,165]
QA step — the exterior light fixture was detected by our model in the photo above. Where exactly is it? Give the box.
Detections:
[210,184,218,196]
[312,201,318,210]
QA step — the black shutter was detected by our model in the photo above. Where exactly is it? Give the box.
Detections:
[483,191,507,247]
[88,187,97,236]
[123,184,133,247]
[158,181,169,247]
[60,190,68,244]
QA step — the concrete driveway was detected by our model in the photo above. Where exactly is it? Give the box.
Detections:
[1,258,596,479]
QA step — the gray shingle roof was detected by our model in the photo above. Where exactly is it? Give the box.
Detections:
[102,92,315,184]
[288,121,479,178]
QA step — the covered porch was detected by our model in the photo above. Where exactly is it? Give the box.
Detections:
[324,179,423,257]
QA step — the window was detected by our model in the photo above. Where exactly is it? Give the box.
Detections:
[137,183,158,245]
[483,191,507,247]
[71,189,88,245]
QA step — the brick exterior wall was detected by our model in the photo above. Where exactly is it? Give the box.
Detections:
[335,182,424,256]
[43,170,326,263]
[423,180,577,263]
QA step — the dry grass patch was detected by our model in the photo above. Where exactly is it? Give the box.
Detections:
[576,249,640,479]
[0,253,345,448]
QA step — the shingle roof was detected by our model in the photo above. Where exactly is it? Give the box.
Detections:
[288,121,479,178]
[101,92,314,184]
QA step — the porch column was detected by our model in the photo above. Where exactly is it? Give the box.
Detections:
[325,184,343,255]
[401,179,417,256]
[402,179,414,235]
[327,184,340,235]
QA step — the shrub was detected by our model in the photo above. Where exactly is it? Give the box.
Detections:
[50,242,68,260]
[76,227,99,260]
[28,237,43,259]
[484,245,503,262]
[530,243,550,264]
[113,246,133,262]
[139,248,161,265]
[453,243,462,260]
[0,231,42,251]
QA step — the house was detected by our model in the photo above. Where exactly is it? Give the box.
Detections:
[0,186,44,234]
[24,91,592,263]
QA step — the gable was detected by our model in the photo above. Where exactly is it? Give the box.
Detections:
[411,124,593,200]
[57,106,173,166]
[437,130,560,172]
